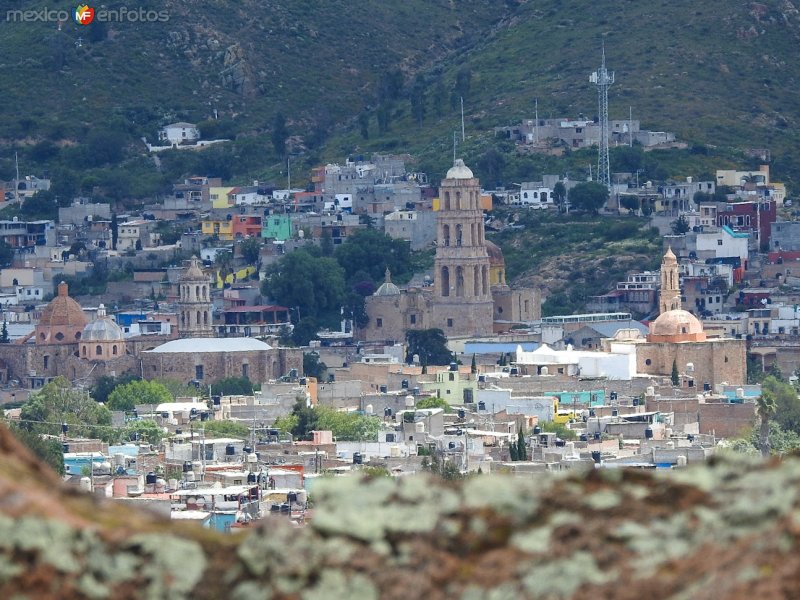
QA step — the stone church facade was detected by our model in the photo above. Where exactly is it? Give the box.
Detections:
[360,160,539,342]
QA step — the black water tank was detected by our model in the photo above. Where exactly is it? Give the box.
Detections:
[594,432,601,441]
[287,491,298,503]
[591,451,602,464]
[533,426,541,435]
[379,385,388,393]
[247,472,257,483]
[478,401,486,411]
[280,503,290,514]
[353,452,363,465]
[243,445,253,454]
[457,409,466,419]
[555,439,566,447]
[448,442,456,450]
[384,407,393,417]
[589,409,595,417]
[212,395,221,406]
[611,409,619,417]
[200,412,209,422]
[645,426,654,439]
[183,461,192,473]
[145,472,157,485]
[175,428,183,435]
[632,398,639,407]
[401,379,409,389]
[580,433,588,442]
[449,362,458,371]
[225,444,236,456]
[61,422,69,434]
[270,504,281,513]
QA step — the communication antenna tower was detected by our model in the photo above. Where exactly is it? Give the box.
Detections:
[590,44,614,189]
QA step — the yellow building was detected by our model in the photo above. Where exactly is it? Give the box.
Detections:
[210,186,235,209]
[201,219,234,240]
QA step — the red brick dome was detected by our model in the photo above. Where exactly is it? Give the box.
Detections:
[39,282,87,329]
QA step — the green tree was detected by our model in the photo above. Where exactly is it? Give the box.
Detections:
[271,112,288,157]
[19,377,112,442]
[0,322,8,344]
[111,212,119,251]
[122,420,165,446]
[107,380,172,413]
[155,378,202,401]
[210,377,254,397]
[553,181,567,210]
[262,248,346,323]
[763,376,800,434]
[406,329,452,366]
[214,249,234,287]
[476,148,505,186]
[568,182,609,214]
[671,215,691,235]
[201,420,250,440]
[358,112,369,140]
[671,359,680,386]
[516,429,527,461]
[6,424,65,474]
[303,352,328,380]
[756,389,777,458]
[239,237,261,266]
[620,195,640,214]
[292,316,320,346]
[537,421,577,440]
[415,397,452,413]
[471,354,477,374]
[422,452,464,480]
[334,229,412,287]
[0,240,13,268]
[316,406,380,441]
[90,374,139,404]
[509,440,519,461]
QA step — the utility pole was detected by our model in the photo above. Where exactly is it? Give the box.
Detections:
[590,43,614,190]
[534,98,539,144]
[629,106,633,147]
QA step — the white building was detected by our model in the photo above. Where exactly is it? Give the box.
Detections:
[158,122,200,146]
[515,342,638,380]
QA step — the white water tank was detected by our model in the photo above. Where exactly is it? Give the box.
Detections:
[365,404,374,415]
[405,395,415,408]
[646,386,655,396]
[390,445,401,458]
[540,366,549,376]
[80,477,92,492]
[168,478,178,491]
[184,472,196,482]
[415,422,425,433]
[676,456,687,467]
[113,453,126,468]
[736,388,745,399]
[247,452,258,464]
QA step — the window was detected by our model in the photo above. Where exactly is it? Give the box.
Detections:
[717,239,723,246]
[195,364,204,380]
[376,318,383,328]
[96,345,102,356]
[43,356,49,369]
[112,345,118,356]
[449,373,455,382]
[409,314,416,325]
[447,318,453,327]
[242,363,249,379]
[55,332,64,341]
[645,359,652,366]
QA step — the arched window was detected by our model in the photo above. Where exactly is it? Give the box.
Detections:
[82,346,87,357]
[55,332,64,341]
[482,265,488,295]
[95,345,102,356]
[196,311,201,326]
[456,191,462,209]
[456,266,464,297]
[195,285,200,299]
[474,266,480,296]
[112,345,118,356]
[441,267,450,297]
[204,311,208,325]
[471,223,476,246]
[443,224,450,247]
[455,224,463,247]
[444,191,451,211]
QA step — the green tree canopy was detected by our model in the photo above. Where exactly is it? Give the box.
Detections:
[261,248,346,323]
[303,352,328,381]
[763,376,800,434]
[333,229,412,287]
[121,420,165,447]
[568,181,609,214]
[274,400,379,441]
[210,377,254,397]
[671,215,690,235]
[415,397,453,413]
[7,424,65,474]
[201,420,250,440]
[20,377,112,442]
[406,329,452,366]
[91,374,140,404]
[107,380,173,413]
[239,237,261,266]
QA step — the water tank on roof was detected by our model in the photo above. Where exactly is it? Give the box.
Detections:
[405,395,415,408]
[401,379,409,389]
[676,456,687,467]
[352,452,363,465]
[80,477,92,492]
[591,451,602,464]
[646,386,655,396]
[478,375,486,383]
[449,362,458,371]
[183,461,193,473]
[415,422,425,433]
[579,433,588,442]
[478,401,486,411]
[611,409,619,417]
[457,409,465,419]
[645,426,654,439]
[247,472,257,484]
[175,428,183,435]
[145,472,158,485]
[379,385,388,393]
[533,425,541,435]
[225,444,236,456]
[594,432,601,441]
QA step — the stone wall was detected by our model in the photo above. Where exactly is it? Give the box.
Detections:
[0,425,800,598]
[636,338,746,386]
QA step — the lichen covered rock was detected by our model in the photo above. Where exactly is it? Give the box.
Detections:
[0,425,798,599]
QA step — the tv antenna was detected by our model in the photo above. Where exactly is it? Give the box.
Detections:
[590,43,614,189]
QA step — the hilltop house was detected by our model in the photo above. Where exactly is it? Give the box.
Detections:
[158,122,200,147]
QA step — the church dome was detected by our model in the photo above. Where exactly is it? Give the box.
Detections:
[445,159,474,180]
[180,256,207,282]
[39,282,88,329]
[374,268,401,296]
[485,240,505,267]
[82,305,124,342]
[649,309,706,342]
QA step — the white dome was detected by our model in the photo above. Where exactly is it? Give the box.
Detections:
[446,159,474,180]
[82,304,124,342]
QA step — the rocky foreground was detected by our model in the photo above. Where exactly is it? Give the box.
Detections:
[0,425,797,599]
